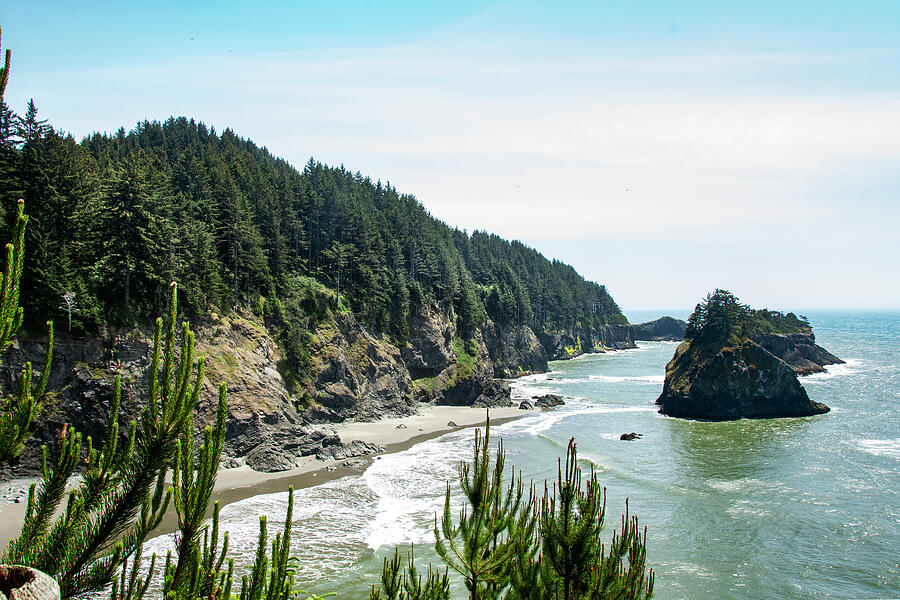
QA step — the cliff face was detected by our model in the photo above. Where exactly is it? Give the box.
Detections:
[536,317,687,360]
[481,320,548,377]
[402,311,512,408]
[4,301,685,474]
[656,332,837,421]
[2,313,386,473]
[305,313,415,422]
[537,325,635,360]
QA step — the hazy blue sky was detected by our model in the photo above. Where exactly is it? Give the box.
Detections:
[3,1,898,310]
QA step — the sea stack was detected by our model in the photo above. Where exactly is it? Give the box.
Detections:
[656,289,841,420]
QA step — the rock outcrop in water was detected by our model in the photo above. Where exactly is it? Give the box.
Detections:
[656,290,839,421]
[751,331,843,376]
[631,316,686,341]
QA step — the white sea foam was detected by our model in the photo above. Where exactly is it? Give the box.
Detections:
[726,500,772,518]
[510,384,557,398]
[142,475,380,584]
[588,374,665,384]
[707,477,788,495]
[508,405,657,437]
[361,431,475,549]
[802,358,863,382]
[859,438,900,459]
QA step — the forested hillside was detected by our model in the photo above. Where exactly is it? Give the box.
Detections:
[0,103,625,346]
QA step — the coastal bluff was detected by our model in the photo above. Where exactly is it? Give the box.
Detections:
[3,303,684,474]
[656,290,841,421]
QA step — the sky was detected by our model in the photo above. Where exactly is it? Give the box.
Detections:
[2,1,899,310]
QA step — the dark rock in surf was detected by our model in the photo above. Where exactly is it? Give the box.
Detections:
[534,394,565,409]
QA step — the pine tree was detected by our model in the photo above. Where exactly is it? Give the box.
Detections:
[432,425,653,600]
[2,281,319,600]
[524,439,654,600]
[370,547,451,600]
[433,424,536,600]
[322,241,351,309]
[0,27,10,104]
[2,283,196,598]
[0,199,52,463]
[0,24,53,468]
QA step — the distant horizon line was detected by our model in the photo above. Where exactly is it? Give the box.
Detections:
[623,307,900,315]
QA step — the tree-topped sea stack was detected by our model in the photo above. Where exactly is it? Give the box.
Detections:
[656,290,842,420]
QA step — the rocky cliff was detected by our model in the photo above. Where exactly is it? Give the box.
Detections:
[537,325,635,360]
[536,317,687,360]
[304,313,416,422]
[751,332,843,375]
[2,313,386,473]
[3,301,687,474]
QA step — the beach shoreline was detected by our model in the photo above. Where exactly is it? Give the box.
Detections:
[0,404,534,547]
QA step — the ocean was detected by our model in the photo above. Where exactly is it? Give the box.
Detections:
[145,310,900,599]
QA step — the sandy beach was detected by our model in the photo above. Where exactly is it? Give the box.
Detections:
[0,403,533,548]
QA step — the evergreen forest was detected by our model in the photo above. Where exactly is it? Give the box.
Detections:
[0,100,625,356]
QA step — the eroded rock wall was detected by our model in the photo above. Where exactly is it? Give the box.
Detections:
[4,303,670,473]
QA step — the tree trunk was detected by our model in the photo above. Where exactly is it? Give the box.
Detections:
[0,565,60,600]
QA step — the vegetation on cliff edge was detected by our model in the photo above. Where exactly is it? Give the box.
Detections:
[684,289,810,351]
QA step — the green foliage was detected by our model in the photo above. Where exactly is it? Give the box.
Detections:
[430,424,653,600]
[0,200,53,463]
[370,547,450,600]
[0,27,10,102]
[237,488,298,600]
[434,426,535,600]
[526,440,654,600]
[1,111,625,344]
[162,384,228,599]
[264,276,334,393]
[411,376,438,395]
[0,280,331,600]
[685,289,811,349]
[2,284,196,598]
[451,337,478,380]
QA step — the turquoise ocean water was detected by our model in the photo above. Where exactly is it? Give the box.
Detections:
[146,310,900,599]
